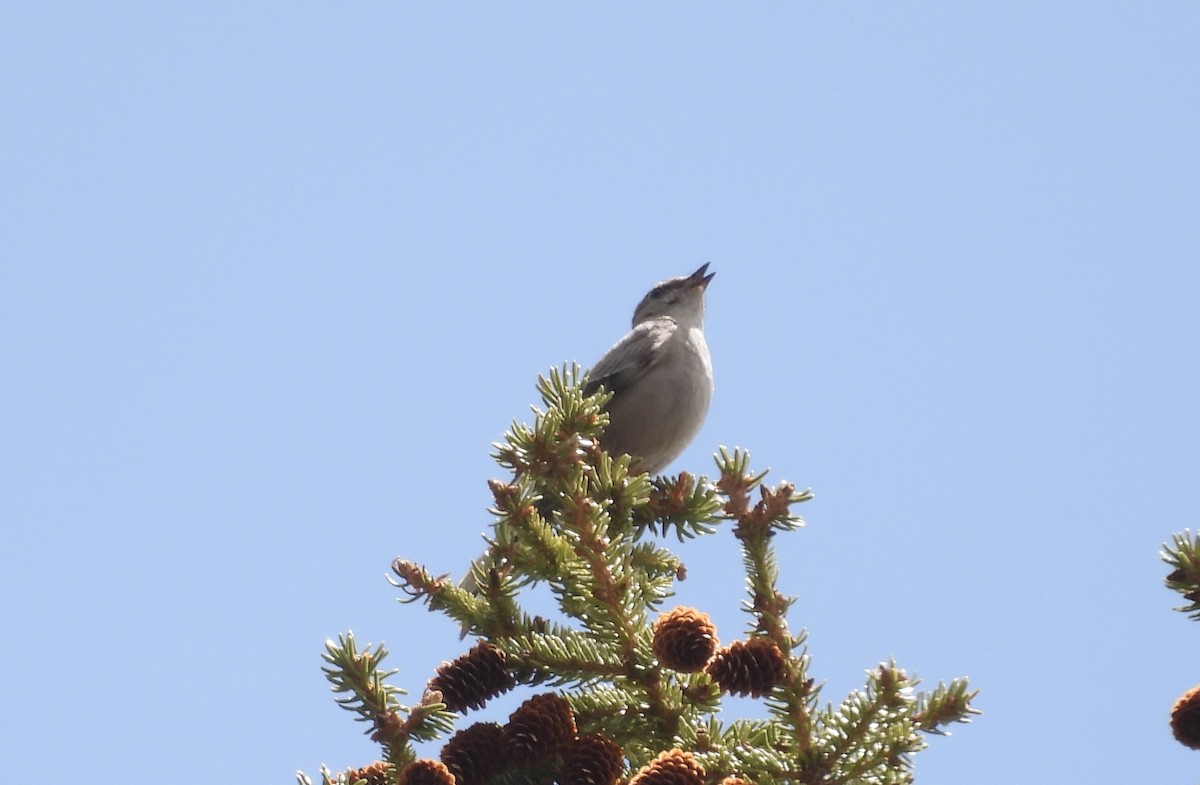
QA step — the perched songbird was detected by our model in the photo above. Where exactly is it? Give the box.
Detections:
[458,265,715,605]
[585,264,715,474]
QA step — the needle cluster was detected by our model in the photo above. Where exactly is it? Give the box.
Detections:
[300,366,978,785]
[1162,530,1200,749]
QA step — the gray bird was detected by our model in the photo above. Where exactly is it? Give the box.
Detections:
[584,264,715,474]
[458,265,714,605]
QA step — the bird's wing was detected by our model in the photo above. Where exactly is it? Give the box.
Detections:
[584,319,675,398]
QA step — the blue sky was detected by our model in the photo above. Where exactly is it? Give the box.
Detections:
[2,3,1198,782]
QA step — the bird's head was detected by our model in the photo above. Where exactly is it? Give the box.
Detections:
[630,264,715,329]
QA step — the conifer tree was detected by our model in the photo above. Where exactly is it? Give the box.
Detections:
[300,366,978,785]
[1163,530,1200,750]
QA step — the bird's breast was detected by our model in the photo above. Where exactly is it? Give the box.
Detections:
[600,326,712,474]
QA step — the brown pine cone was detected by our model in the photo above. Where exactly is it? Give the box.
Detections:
[627,749,705,785]
[652,607,719,672]
[399,759,455,785]
[1172,684,1200,749]
[343,761,390,785]
[705,638,786,698]
[719,778,752,785]
[428,641,517,713]
[503,692,577,766]
[560,733,624,785]
[441,721,507,785]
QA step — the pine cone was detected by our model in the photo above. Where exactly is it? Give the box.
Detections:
[1172,684,1200,749]
[503,692,577,766]
[652,607,719,672]
[343,761,390,785]
[627,749,705,785]
[560,733,624,785]
[441,722,507,785]
[428,641,517,713]
[399,759,455,785]
[719,778,752,785]
[705,638,786,698]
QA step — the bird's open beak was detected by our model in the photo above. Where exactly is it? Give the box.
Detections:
[688,263,716,290]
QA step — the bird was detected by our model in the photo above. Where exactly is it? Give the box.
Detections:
[584,264,715,474]
[457,265,714,606]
